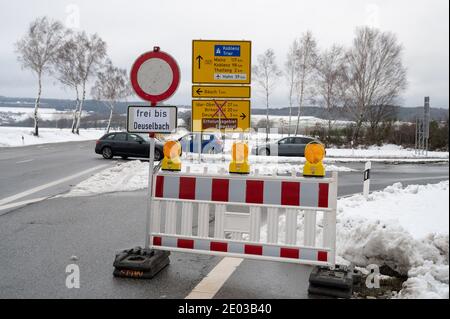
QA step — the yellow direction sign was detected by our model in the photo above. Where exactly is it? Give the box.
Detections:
[192,100,250,132]
[192,85,250,99]
[192,40,251,84]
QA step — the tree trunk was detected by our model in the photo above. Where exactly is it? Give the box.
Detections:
[34,73,42,136]
[106,104,114,133]
[328,118,332,143]
[75,84,86,135]
[295,76,305,135]
[265,89,269,142]
[71,87,79,133]
[288,98,292,137]
[294,82,304,136]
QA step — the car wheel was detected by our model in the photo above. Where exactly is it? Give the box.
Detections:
[102,147,113,159]
[154,149,162,161]
[259,148,270,156]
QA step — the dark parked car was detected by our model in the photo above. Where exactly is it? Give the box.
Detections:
[95,132,164,160]
[252,136,320,157]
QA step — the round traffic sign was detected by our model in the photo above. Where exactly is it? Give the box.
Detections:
[130,49,180,103]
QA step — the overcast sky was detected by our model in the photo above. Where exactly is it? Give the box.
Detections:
[0,0,448,108]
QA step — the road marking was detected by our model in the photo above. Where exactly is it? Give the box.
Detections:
[0,197,48,213]
[16,159,34,164]
[0,164,109,206]
[185,257,243,299]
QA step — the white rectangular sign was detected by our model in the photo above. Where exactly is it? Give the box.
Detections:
[127,105,177,133]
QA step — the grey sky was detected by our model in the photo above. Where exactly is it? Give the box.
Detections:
[0,0,448,108]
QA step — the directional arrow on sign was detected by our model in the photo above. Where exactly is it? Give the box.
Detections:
[196,55,203,69]
[240,113,246,120]
[196,88,203,95]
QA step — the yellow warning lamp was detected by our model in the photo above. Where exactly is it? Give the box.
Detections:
[229,141,250,174]
[303,141,326,177]
[161,140,182,171]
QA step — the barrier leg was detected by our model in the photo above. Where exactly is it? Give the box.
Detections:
[322,172,338,265]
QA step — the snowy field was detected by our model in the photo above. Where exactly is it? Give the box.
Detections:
[0,126,104,147]
[0,106,89,125]
[251,114,352,129]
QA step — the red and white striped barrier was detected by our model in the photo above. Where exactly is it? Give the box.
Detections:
[149,170,338,267]
[155,174,330,209]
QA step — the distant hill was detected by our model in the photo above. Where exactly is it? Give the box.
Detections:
[0,96,448,122]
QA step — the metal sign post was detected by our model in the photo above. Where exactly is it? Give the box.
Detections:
[113,47,180,279]
[363,161,371,199]
[146,104,157,249]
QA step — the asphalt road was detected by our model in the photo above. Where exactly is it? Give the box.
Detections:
[0,141,448,298]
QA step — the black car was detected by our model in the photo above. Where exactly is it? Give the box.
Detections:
[95,132,164,160]
[252,136,320,157]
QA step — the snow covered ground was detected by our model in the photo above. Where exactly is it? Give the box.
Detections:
[0,126,104,147]
[326,144,449,160]
[0,106,89,125]
[63,159,354,197]
[337,181,448,299]
[251,114,352,129]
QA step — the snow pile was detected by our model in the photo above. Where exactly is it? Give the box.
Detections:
[326,144,448,159]
[64,160,149,197]
[0,127,104,147]
[337,181,449,298]
[64,159,354,197]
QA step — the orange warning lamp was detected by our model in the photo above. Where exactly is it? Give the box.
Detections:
[303,141,325,177]
[229,141,250,174]
[161,140,181,171]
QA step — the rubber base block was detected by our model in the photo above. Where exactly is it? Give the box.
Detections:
[113,247,170,279]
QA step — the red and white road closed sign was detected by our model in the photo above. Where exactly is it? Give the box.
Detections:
[130,48,180,104]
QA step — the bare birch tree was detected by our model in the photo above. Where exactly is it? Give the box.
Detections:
[15,17,66,136]
[284,39,300,136]
[53,34,82,132]
[91,59,131,133]
[344,27,407,143]
[314,45,347,142]
[294,31,318,136]
[74,32,107,134]
[252,49,282,142]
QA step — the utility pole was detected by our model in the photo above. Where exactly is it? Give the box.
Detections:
[415,97,430,156]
